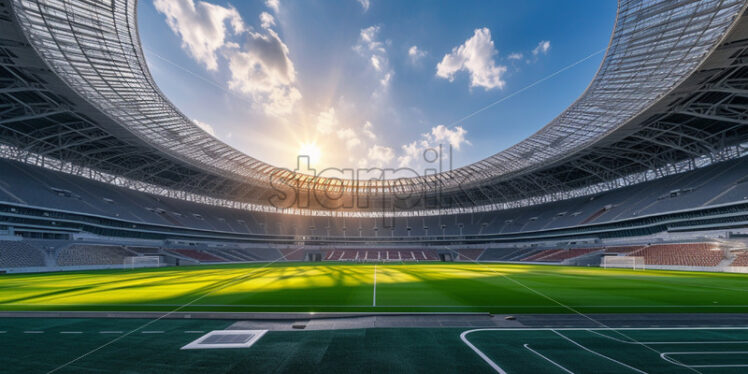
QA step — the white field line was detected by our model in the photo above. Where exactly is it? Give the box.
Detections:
[587,329,748,345]
[23,331,44,334]
[47,248,305,374]
[443,248,699,373]
[373,265,377,307]
[661,351,748,368]
[460,328,731,373]
[7,302,748,308]
[551,330,647,374]
[523,344,575,374]
[60,331,82,334]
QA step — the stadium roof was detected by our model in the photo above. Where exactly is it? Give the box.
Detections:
[0,0,747,213]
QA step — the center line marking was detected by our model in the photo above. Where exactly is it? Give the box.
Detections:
[373,265,377,307]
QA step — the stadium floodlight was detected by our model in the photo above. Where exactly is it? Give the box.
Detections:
[124,256,161,270]
[602,256,645,270]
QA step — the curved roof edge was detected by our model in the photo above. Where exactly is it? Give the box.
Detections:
[0,0,746,214]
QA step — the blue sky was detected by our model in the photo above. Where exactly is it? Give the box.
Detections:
[138,0,616,172]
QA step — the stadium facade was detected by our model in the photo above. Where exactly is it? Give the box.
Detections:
[0,0,747,271]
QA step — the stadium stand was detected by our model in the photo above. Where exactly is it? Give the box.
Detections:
[479,248,542,262]
[168,249,226,263]
[537,248,602,262]
[320,249,439,262]
[456,249,486,261]
[280,248,305,261]
[0,241,45,268]
[0,157,747,241]
[127,246,161,255]
[610,243,724,267]
[730,252,748,267]
[520,249,564,262]
[604,246,647,254]
[56,245,131,266]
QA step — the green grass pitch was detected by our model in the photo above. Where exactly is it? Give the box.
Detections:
[2,262,748,314]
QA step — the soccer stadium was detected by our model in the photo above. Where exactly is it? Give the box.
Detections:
[0,0,747,372]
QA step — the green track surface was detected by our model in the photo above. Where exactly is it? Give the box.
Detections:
[1,262,748,313]
[2,319,748,373]
[0,318,487,374]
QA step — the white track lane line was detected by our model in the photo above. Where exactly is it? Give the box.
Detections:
[587,329,748,345]
[551,330,647,374]
[459,329,507,374]
[523,344,575,374]
[661,351,748,369]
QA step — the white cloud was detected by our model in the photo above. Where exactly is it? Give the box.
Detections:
[430,124,469,150]
[265,0,279,13]
[507,52,523,60]
[408,45,426,64]
[532,40,551,56]
[357,0,370,12]
[337,128,362,150]
[397,125,470,168]
[363,145,395,168]
[154,0,244,71]
[259,11,275,29]
[363,121,376,140]
[379,72,392,87]
[370,55,384,71]
[225,29,301,116]
[193,119,216,137]
[315,107,338,134]
[435,28,506,90]
[355,26,393,87]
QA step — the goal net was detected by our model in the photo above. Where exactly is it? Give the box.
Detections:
[602,256,645,270]
[124,256,161,269]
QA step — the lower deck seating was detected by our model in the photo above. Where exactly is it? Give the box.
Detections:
[456,249,485,261]
[608,243,723,266]
[280,248,305,261]
[57,245,130,266]
[0,241,45,268]
[538,248,602,262]
[730,252,748,266]
[323,249,439,261]
[521,249,563,262]
[127,246,161,255]
[604,246,646,254]
[169,249,225,263]
[478,248,533,262]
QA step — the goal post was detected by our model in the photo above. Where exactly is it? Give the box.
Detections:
[602,256,645,270]
[124,256,161,269]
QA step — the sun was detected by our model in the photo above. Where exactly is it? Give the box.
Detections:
[298,141,322,165]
